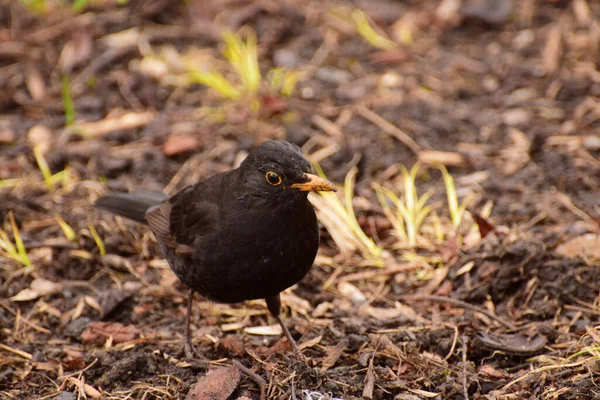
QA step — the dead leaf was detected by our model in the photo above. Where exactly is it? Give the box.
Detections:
[478,364,507,379]
[163,134,200,156]
[81,322,140,345]
[218,336,245,356]
[473,213,496,238]
[261,94,287,118]
[10,278,63,302]
[556,234,600,259]
[298,335,322,350]
[186,367,241,400]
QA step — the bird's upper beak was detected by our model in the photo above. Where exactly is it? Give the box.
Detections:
[290,173,337,192]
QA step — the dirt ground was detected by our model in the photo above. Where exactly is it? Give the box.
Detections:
[2,0,600,399]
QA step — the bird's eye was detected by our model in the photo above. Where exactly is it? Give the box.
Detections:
[265,171,282,186]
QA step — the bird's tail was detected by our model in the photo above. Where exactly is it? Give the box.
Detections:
[94,191,168,224]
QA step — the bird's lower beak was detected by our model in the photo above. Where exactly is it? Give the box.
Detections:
[291,173,337,192]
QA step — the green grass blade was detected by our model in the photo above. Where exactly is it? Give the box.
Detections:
[61,74,75,126]
[88,221,105,257]
[9,211,30,267]
[351,9,396,50]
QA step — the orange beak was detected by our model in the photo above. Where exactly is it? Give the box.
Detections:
[290,173,336,192]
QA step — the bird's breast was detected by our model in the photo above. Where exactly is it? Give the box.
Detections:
[171,199,319,303]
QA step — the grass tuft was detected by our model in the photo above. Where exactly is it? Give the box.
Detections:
[310,164,383,264]
[0,211,31,267]
[437,164,470,230]
[188,29,299,106]
[222,30,261,95]
[33,147,71,192]
[375,163,434,248]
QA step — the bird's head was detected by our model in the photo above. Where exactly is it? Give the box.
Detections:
[240,141,336,201]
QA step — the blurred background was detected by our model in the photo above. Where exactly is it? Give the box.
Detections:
[2,0,600,398]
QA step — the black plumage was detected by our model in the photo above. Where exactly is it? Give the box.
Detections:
[95,140,336,356]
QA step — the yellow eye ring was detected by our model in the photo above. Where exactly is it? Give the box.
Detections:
[265,171,282,186]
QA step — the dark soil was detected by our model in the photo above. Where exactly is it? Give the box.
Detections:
[2,0,600,399]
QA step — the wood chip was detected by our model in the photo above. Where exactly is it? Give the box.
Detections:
[244,324,282,336]
[543,26,562,75]
[418,150,468,167]
[298,335,322,350]
[64,110,155,137]
[321,339,347,371]
[363,357,375,400]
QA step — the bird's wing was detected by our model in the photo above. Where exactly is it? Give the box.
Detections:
[145,180,223,255]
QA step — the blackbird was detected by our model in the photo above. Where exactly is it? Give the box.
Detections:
[95,140,336,356]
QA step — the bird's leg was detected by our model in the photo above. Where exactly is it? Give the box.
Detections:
[179,288,201,359]
[265,295,301,356]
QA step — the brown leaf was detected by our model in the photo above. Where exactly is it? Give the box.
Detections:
[186,367,241,400]
[63,357,86,371]
[81,322,140,345]
[218,336,245,356]
[261,94,287,118]
[163,134,200,156]
[473,213,496,238]
[478,363,506,379]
